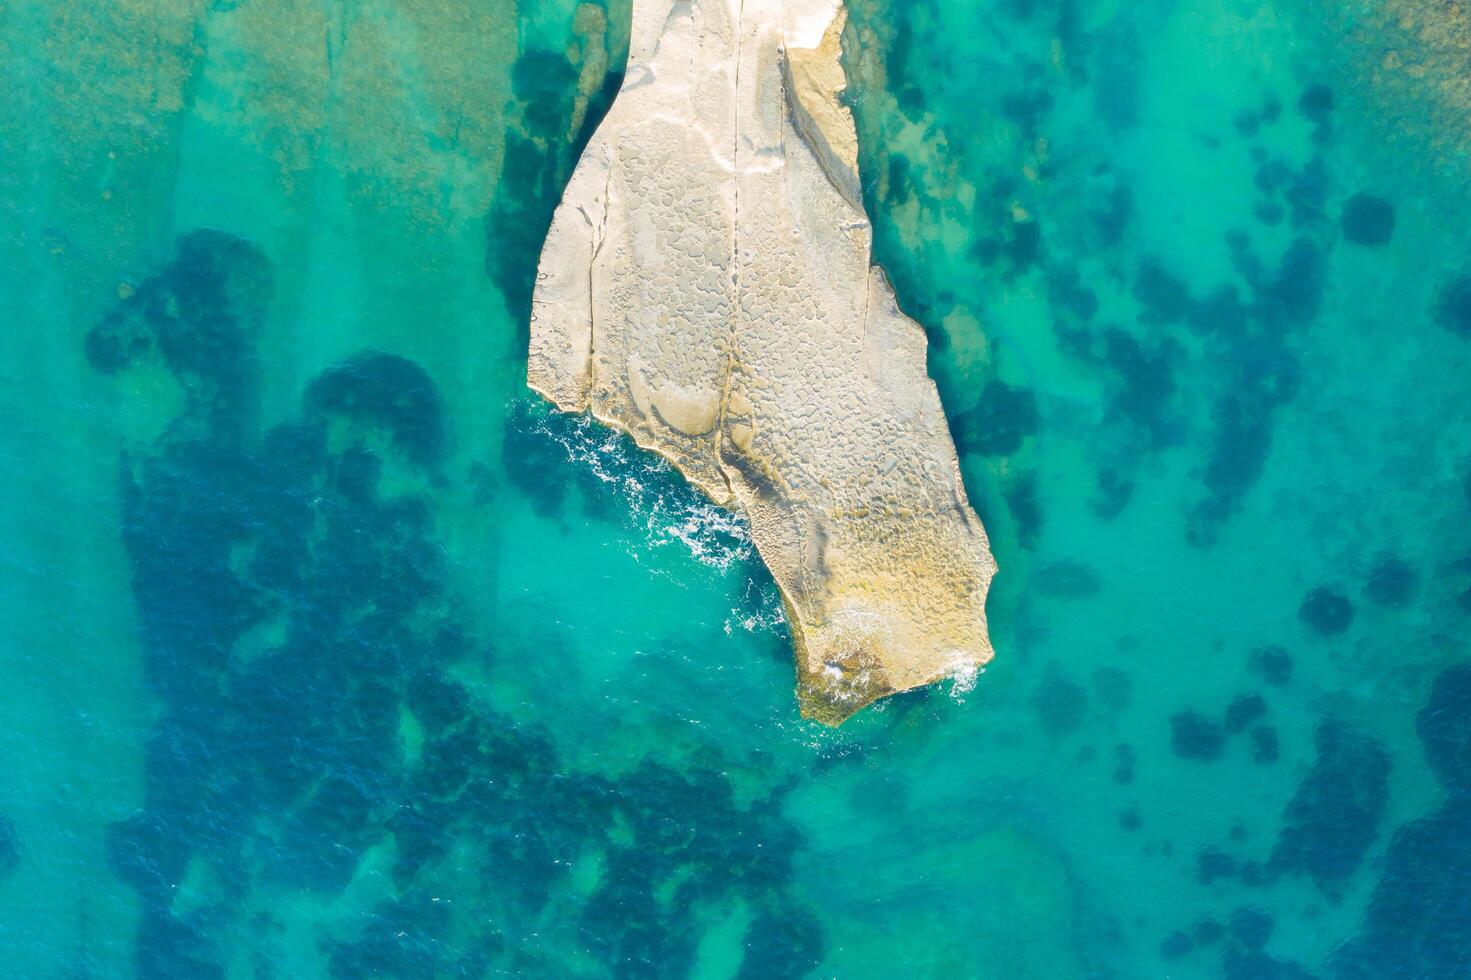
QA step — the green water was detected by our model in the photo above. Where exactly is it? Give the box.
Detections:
[2,0,1470,976]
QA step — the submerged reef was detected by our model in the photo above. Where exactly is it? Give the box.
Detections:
[530,0,995,723]
[87,229,822,978]
[0,815,17,880]
[1332,665,1471,978]
[1271,719,1390,891]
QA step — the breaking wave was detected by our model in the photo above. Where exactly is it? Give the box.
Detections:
[533,408,756,572]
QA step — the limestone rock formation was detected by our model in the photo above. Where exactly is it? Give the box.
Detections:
[530,0,996,724]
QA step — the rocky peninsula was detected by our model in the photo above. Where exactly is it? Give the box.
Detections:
[530,0,996,724]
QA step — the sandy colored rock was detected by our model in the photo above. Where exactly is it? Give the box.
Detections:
[530,0,996,724]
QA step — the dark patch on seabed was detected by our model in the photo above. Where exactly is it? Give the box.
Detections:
[848,0,1368,550]
[1152,670,1471,978]
[0,815,18,880]
[1269,720,1390,892]
[1331,666,1471,979]
[89,231,823,978]
[485,37,624,342]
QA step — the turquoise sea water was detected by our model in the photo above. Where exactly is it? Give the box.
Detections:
[3,0,1471,976]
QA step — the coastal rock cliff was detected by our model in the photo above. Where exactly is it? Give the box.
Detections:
[530,0,996,724]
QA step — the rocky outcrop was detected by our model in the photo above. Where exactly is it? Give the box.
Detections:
[530,0,996,724]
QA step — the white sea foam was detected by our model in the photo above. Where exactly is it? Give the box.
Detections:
[724,576,787,636]
[944,653,983,701]
[534,409,756,572]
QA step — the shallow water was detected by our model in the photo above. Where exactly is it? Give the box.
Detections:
[3,0,1470,976]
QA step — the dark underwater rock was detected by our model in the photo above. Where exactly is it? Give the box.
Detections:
[950,379,1040,457]
[0,815,17,879]
[1134,258,1192,324]
[1251,726,1281,765]
[1091,467,1134,520]
[1198,847,1238,884]
[1299,587,1354,636]
[1031,666,1089,738]
[1239,860,1270,887]
[1433,275,1471,340]
[1093,182,1134,246]
[305,352,446,468]
[1223,946,1316,980]
[1171,711,1226,761]
[1254,159,1293,198]
[1046,265,1099,322]
[85,229,271,436]
[501,400,576,518]
[1190,286,1249,336]
[1235,95,1281,137]
[1000,87,1054,139]
[1264,238,1326,324]
[90,228,824,979]
[1034,560,1102,599]
[1298,84,1334,123]
[1229,907,1274,950]
[1113,744,1136,784]
[271,776,380,893]
[107,808,188,906]
[1416,663,1471,793]
[1330,665,1471,977]
[1160,930,1194,961]
[136,908,227,980]
[1184,232,1318,547]
[1331,797,1471,980]
[1103,328,1179,449]
[1248,645,1293,687]
[1283,160,1329,226]
[1340,193,1396,246]
[486,38,622,336]
[1271,719,1390,889]
[1009,217,1043,269]
[1004,471,1043,550]
[1225,694,1267,734]
[1365,557,1417,607]
[1222,909,1316,980]
[1188,340,1303,546]
[1254,200,1286,226]
[738,905,826,979]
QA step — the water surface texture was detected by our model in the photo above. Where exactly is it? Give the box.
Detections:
[3,0,1471,977]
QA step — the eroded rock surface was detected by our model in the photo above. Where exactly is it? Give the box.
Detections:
[530,0,995,723]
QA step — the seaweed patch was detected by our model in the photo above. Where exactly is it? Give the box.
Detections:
[93,230,821,977]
